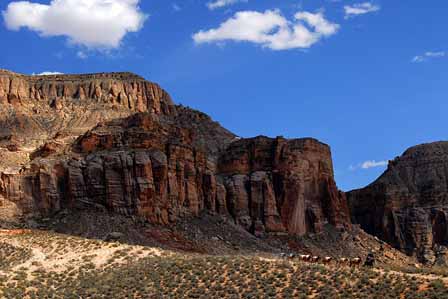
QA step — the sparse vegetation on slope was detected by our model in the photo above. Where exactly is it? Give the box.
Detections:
[0,230,447,299]
[0,241,31,270]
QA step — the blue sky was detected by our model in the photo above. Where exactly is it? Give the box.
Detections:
[0,0,447,191]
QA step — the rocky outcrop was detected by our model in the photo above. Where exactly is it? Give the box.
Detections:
[218,137,351,236]
[0,70,173,113]
[348,142,448,263]
[0,70,175,155]
[0,69,351,237]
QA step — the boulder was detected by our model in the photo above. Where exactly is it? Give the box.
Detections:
[105,232,124,241]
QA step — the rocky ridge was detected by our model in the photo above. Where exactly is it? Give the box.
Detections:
[0,69,351,237]
[0,69,173,114]
[348,141,448,263]
[0,70,176,171]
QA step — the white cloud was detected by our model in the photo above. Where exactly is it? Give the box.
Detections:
[412,51,446,63]
[344,2,380,19]
[207,0,248,10]
[361,160,388,169]
[32,71,64,76]
[2,0,147,49]
[172,3,181,12]
[426,51,446,57]
[192,10,339,50]
[349,160,388,171]
[412,56,425,63]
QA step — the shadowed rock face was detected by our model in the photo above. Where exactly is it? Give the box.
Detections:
[218,137,351,235]
[0,69,351,236]
[348,142,448,263]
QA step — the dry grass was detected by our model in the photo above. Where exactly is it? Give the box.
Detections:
[0,230,447,299]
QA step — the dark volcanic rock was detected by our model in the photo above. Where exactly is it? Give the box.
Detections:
[0,69,351,237]
[348,141,448,263]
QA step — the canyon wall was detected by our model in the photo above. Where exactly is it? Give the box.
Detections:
[0,69,173,114]
[0,69,174,150]
[218,137,351,236]
[348,142,448,263]
[0,69,351,236]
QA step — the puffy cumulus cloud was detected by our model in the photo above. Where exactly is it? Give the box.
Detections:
[2,0,147,49]
[192,10,339,50]
[412,51,446,63]
[344,2,380,19]
[207,0,248,10]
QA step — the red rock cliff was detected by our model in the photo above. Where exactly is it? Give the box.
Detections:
[0,69,173,113]
[218,137,351,236]
[0,69,351,236]
[0,69,174,151]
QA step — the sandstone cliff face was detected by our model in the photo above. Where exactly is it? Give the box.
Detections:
[348,142,448,263]
[218,137,351,236]
[0,69,350,237]
[0,69,173,114]
[0,69,175,161]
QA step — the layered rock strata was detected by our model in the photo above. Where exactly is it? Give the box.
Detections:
[0,69,173,114]
[348,142,448,263]
[0,69,174,152]
[218,137,351,235]
[0,69,351,237]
